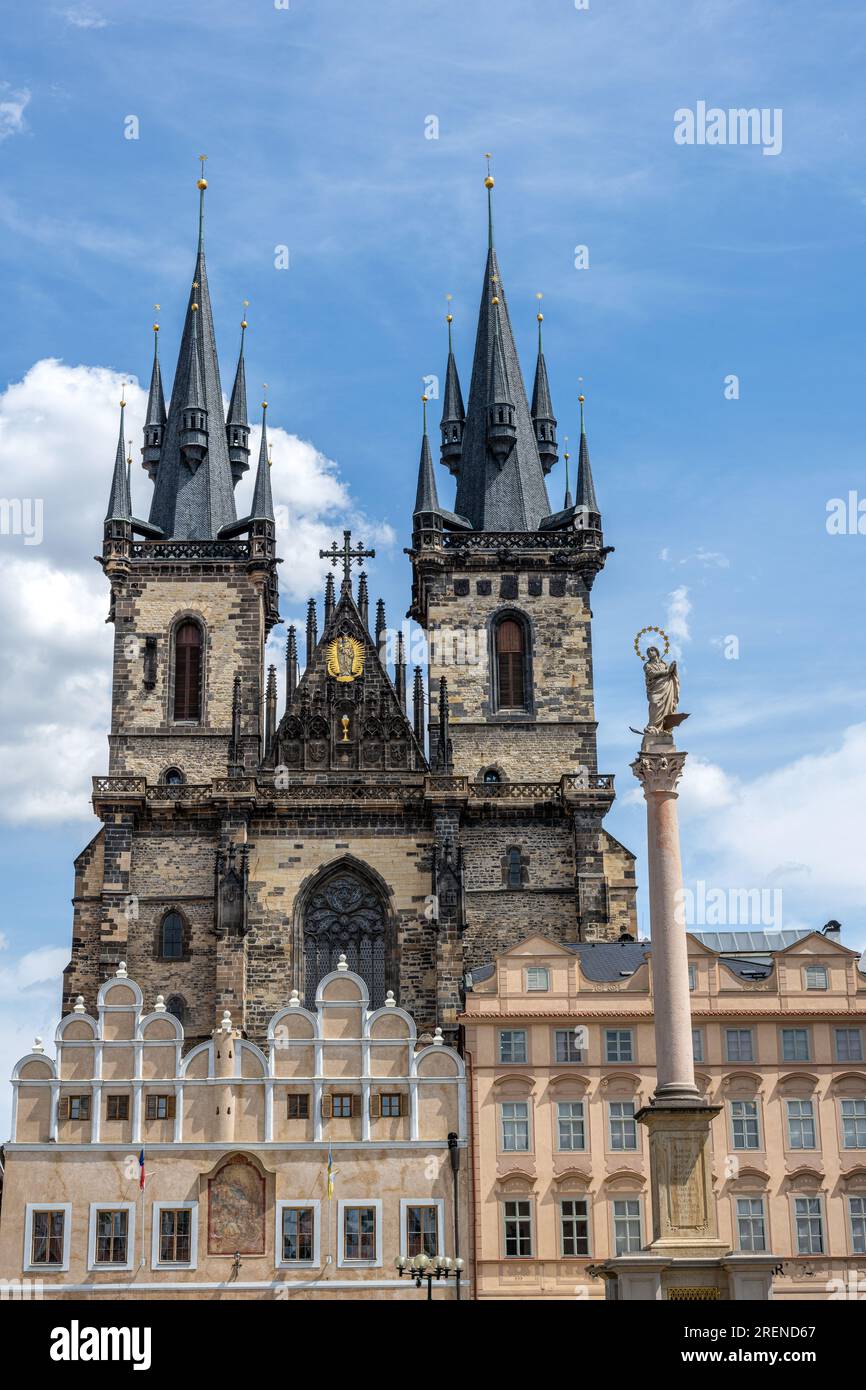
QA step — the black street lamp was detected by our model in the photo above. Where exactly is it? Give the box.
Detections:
[395,1252,464,1299]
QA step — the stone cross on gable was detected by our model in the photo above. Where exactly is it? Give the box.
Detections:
[319,530,376,589]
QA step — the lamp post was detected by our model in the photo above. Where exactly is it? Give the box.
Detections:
[395,1252,464,1300]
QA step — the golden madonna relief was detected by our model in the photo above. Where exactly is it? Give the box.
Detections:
[327,633,365,682]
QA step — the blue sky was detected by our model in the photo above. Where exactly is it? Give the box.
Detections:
[0,0,865,1119]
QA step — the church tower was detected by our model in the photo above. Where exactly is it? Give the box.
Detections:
[409,169,636,948]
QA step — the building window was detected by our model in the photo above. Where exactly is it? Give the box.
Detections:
[95,1209,129,1264]
[173,620,202,721]
[406,1205,439,1259]
[63,1094,91,1121]
[106,1094,129,1122]
[554,1029,584,1064]
[287,1094,310,1120]
[692,1028,704,1063]
[503,1200,533,1257]
[501,1101,530,1152]
[804,965,828,991]
[158,1208,192,1264]
[505,847,525,889]
[330,1094,354,1119]
[145,1094,176,1121]
[165,995,186,1026]
[525,967,549,992]
[560,1199,590,1257]
[282,1207,315,1263]
[688,964,697,991]
[30,1209,66,1266]
[849,1197,866,1255]
[482,768,502,784]
[612,1199,642,1255]
[725,1028,754,1063]
[736,1197,767,1252]
[794,1197,824,1255]
[499,1029,527,1064]
[379,1093,404,1118]
[781,1028,810,1063]
[495,616,528,710]
[605,1029,633,1063]
[609,1101,637,1151]
[787,1099,817,1150]
[557,1101,586,1151]
[161,766,185,786]
[835,1028,864,1063]
[342,1205,377,1263]
[841,1099,866,1149]
[160,911,184,960]
[730,1099,760,1150]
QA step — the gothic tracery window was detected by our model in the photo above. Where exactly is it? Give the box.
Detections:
[161,911,184,960]
[302,871,391,1009]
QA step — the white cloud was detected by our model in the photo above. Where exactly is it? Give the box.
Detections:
[0,941,66,1140]
[665,584,692,654]
[0,85,29,142]
[0,358,390,823]
[60,6,107,28]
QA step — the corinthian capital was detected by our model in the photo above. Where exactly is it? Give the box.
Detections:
[630,749,687,795]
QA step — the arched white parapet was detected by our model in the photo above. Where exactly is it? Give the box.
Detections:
[413,1044,465,1079]
[237,1038,268,1076]
[11,1051,57,1081]
[55,1012,98,1044]
[315,967,369,1009]
[366,1005,417,1041]
[268,1005,319,1041]
[97,972,144,1012]
[180,1040,214,1079]
[138,1011,184,1042]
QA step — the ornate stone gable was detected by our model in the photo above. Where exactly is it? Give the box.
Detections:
[275,588,425,776]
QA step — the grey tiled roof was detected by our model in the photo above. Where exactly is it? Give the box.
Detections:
[565,941,651,981]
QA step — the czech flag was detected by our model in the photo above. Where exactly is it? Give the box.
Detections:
[138,1148,146,1191]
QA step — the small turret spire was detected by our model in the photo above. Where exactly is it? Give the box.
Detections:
[486,294,517,465]
[285,626,298,706]
[305,598,318,666]
[412,665,425,749]
[324,572,335,627]
[575,393,600,520]
[105,391,132,522]
[249,398,274,522]
[375,598,387,664]
[179,288,208,468]
[357,571,369,629]
[530,294,557,474]
[142,314,167,481]
[226,303,251,485]
[414,394,441,515]
[395,632,406,711]
[440,297,465,476]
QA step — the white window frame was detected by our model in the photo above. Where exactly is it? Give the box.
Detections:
[399,1197,445,1261]
[556,1099,587,1153]
[691,1027,704,1063]
[275,1198,320,1269]
[500,1099,531,1153]
[780,1027,811,1063]
[786,1098,818,1151]
[559,1196,592,1258]
[734,1194,768,1253]
[729,1098,761,1151]
[23,1202,72,1274]
[604,1029,634,1064]
[525,967,550,992]
[611,1197,643,1255]
[840,1098,866,1150]
[725,1027,754,1063]
[791,1194,825,1256]
[608,1099,638,1152]
[151,1200,198,1271]
[688,964,697,991]
[498,1029,528,1064]
[501,1197,534,1259]
[803,964,828,991]
[835,1028,864,1063]
[87,1200,136,1273]
[553,1028,584,1064]
[337,1198,382,1269]
[848,1195,866,1256]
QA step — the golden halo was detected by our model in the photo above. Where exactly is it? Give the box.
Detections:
[634,626,670,661]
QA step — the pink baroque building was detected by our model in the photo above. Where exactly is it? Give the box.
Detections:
[460,925,866,1301]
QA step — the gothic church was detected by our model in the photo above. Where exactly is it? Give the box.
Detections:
[65,169,637,1049]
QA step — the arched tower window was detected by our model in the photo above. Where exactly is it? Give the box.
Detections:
[506,847,524,889]
[165,994,187,1026]
[160,911,184,960]
[173,620,202,721]
[494,615,528,711]
[301,869,394,1010]
[161,766,185,786]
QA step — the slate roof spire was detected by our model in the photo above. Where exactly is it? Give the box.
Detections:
[248,400,275,522]
[226,307,251,485]
[453,167,552,531]
[146,159,238,539]
[414,394,441,516]
[439,303,465,476]
[141,321,166,481]
[530,300,558,474]
[105,391,132,522]
[575,393,600,520]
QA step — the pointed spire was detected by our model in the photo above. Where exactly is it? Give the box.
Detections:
[285,627,298,706]
[414,394,441,515]
[439,299,465,476]
[249,399,274,522]
[226,305,251,485]
[142,319,166,481]
[229,673,243,775]
[435,676,453,772]
[575,393,600,519]
[375,599,387,663]
[264,663,278,761]
[105,391,132,522]
[357,571,369,629]
[147,158,237,539]
[563,437,573,511]
[530,297,557,474]
[324,572,335,628]
[395,632,406,711]
[412,666,425,749]
[305,598,318,666]
[454,165,551,530]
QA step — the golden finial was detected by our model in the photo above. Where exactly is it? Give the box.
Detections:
[578,394,585,404]
[153,303,160,333]
[563,435,570,462]
[241,298,249,330]
[484,152,494,189]
[197,154,208,191]
[536,291,544,324]
[127,438,133,466]
[262,382,268,410]
[445,291,453,325]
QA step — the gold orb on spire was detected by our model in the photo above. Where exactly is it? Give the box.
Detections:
[484,152,494,188]
[197,154,208,190]
[578,394,585,403]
